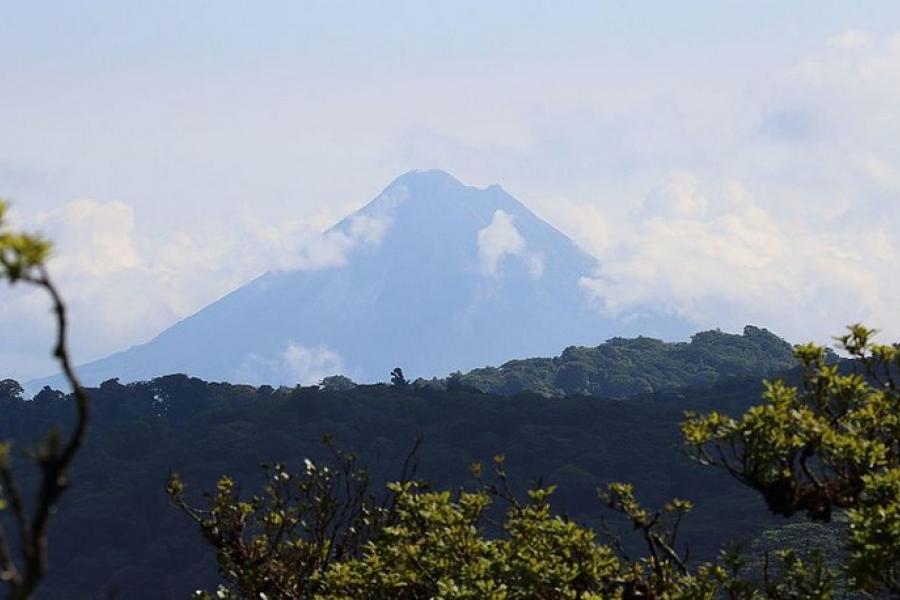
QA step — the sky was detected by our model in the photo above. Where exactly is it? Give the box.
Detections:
[3,1,900,381]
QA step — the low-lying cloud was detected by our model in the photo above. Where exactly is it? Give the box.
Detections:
[578,174,900,345]
[234,342,344,386]
[477,210,544,279]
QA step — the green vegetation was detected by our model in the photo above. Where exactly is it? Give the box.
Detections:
[684,325,900,595]
[171,446,831,600]
[449,326,799,398]
[169,326,900,598]
[1,372,772,597]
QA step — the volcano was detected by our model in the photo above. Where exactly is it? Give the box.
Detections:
[45,170,691,386]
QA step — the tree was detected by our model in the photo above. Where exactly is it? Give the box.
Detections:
[0,200,90,599]
[683,324,900,595]
[390,367,408,388]
[170,453,834,599]
[319,374,357,392]
[32,386,66,406]
[167,439,425,599]
[446,370,465,391]
[0,380,23,404]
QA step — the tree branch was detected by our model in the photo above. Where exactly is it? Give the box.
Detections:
[3,267,91,599]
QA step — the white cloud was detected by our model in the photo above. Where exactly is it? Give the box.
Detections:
[2,201,180,381]
[861,156,900,192]
[531,197,612,257]
[580,176,900,345]
[287,214,391,272]
[643,172,708,218]
[282,342,344,385]
[526,252,545,279]
[546,29,900,346]
[476,210,543,279]
[0,198,389,381]
[36,200,140,275]
[233,342,344,386]
[580,182,788,317]
[827,29,873,50]
[477,210,525,276]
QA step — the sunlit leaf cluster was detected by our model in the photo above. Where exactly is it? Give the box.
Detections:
[0,200,51,283]
[684,324,900,594]
[175,445,841,599]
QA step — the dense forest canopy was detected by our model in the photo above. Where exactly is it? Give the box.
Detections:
[451,325,800,398]
[0,368,778,598]
[310,325,800,398]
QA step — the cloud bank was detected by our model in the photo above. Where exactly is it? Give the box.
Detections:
[578,173,900,345]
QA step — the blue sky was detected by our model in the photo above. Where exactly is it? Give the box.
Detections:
[3,2,900,380]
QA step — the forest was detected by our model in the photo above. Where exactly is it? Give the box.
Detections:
[0,352,828,597]
[452,325,800,398]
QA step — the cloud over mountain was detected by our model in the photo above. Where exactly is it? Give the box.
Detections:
[477,210,543,279]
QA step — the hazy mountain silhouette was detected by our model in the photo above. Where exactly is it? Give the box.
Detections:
[34,170,693,387]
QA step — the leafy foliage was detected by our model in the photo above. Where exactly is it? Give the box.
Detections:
[314,481,626,599]
[318,375,356,392]
[174,448,842,599]
[169,443,408,599]
[455,326,798,398]
[684,324,900,595]
[0,202,51,283]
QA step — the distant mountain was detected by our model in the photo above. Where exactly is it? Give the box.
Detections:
[451,325,797,398]
[34,169,694,388]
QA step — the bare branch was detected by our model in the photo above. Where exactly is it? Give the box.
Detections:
[0,525,20,587]
[1,267,92,599]
[0,463,30,554]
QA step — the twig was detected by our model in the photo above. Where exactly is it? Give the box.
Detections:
[0,267,92,599]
